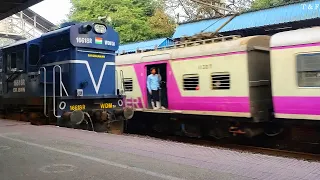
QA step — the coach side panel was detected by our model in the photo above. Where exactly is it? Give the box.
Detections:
[271,44,320,120]
[168,53,250,117]
[116,65,145,109]
[117,52,251,118]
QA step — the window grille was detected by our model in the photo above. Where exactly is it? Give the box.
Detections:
[211,72,230,90]
[183,74,199,91]
[123,78,133,91]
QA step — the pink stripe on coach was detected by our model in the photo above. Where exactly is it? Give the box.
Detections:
[271,42,320,50]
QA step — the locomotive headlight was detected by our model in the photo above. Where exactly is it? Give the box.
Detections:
[93,24,107,34]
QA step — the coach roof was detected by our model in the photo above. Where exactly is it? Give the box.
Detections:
[270,26,320,48]
[116,35,270,65]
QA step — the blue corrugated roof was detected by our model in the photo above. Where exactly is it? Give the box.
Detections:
[117,38,174,54]
[172,0,320,38]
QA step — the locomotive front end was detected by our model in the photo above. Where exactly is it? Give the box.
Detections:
[39,22,133,133]
[58,97,134,133]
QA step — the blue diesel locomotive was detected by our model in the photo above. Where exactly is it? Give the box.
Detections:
[0,22,134,133]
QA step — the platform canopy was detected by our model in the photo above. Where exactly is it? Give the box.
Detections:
[0,0,43,20]
[172,0,320,39]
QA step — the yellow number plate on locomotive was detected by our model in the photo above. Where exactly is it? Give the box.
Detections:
[100,103,114,109]
[70,105,86,111]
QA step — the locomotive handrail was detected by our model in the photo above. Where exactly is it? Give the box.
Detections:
[52,65,70,118]
[52,65,62,118]
[115,70,119,95]
[120,70,125,94]
[39,67,48,117]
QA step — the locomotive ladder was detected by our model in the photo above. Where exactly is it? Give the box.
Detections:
[39,65,69,118]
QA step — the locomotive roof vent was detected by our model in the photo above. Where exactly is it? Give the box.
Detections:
[60,21,78,29]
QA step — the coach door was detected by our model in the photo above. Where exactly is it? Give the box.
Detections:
[146,63,168,109]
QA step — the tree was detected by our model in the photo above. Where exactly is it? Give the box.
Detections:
[163,0,224,22]
[250,0,293,10]
[68,0,176,44]
[162,0,249,23]
[148,9,176,38]
[226,0,253,12]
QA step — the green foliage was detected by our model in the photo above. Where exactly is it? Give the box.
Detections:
[68,0,176,44]
[148,9,176,38]
[251,0,294,10]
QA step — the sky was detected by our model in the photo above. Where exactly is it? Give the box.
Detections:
[29,0,72,25]
[28,0,184,25]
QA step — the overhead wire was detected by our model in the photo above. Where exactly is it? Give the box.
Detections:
[199,11,233,34]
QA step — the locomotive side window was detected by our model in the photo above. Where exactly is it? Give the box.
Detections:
[211,72,230,90]
[123,78,133,92]
[42,33,71,53]
[6,53,10,72]
[16,51,24,70]
[29,45,40,65]
[0,55,2,94]
[6,50,25,72]
[0,54,3,72]
[183,74,199,91]
[296,53,320,87]
[10,52,17,70]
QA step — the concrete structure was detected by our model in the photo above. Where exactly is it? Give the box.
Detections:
[0,0,43,21]
[0,8,55,47]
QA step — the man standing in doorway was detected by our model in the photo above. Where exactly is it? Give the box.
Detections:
[147,67,161,109]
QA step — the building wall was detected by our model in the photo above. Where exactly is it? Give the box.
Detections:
[0,11,51,47]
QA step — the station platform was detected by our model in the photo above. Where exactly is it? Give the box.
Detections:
[0,119,319,180]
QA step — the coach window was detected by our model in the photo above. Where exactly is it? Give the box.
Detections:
[183,74,199,91]
[297,53,320,87]
[123,78,133,92]
[211,72,230,90]
[29,44,40,65]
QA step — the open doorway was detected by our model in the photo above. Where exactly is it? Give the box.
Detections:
[146,63,168,109]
